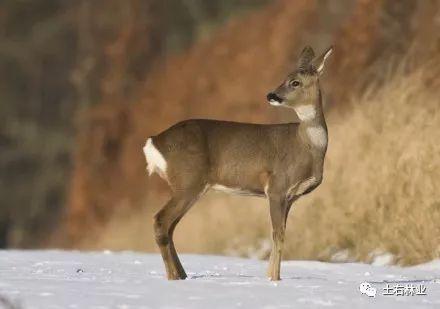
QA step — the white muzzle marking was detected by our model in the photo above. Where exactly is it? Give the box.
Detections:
[269,100,282,106]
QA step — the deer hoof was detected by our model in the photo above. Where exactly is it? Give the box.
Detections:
[167,272,187,280]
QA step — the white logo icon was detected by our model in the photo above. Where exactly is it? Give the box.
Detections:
[359,282,377,297]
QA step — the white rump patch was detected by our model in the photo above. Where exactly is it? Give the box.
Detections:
[306,126,327,148]
[294,105,316,121]
[143,138,167,177]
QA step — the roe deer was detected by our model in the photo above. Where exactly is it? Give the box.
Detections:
[144,46,333,280]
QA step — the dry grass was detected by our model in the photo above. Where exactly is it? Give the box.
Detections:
[284,59,440,265]
[83,191,269,257]
[90,60,440,265]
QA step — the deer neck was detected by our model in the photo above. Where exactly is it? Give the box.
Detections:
[294,89,328,153]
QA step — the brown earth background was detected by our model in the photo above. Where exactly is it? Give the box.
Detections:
[1,0,439,265]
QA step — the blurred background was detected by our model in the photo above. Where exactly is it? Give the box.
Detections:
[0,0,439,265]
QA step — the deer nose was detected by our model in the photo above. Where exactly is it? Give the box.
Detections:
[267,92,282,103]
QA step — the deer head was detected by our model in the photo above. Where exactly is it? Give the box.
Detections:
[267,46,333,121]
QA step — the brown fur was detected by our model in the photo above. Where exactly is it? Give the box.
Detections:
[146,46,333,280]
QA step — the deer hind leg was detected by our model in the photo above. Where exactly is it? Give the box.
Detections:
[166,195,199,279]
[267,193,289,281]
[153,186,204,280]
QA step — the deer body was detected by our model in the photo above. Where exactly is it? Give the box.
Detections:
[144,46,333,280]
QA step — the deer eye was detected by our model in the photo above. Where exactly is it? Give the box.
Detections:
[289,80,300,87]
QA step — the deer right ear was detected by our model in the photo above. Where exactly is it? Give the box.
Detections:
[312,46,333,75]
[298,46,315,69]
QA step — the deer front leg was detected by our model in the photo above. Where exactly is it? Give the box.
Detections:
[267,194,288,281]
[267,196,287,281]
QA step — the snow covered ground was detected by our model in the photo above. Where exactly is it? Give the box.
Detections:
[0,251,439,309]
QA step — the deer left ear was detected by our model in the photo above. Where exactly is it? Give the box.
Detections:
[312,46,333,75]
[298,46,315,70]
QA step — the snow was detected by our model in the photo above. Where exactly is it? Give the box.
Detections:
[0,250,439,309]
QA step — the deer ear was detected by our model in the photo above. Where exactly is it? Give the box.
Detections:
[312,46,333,75]
[298,46,315,69]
